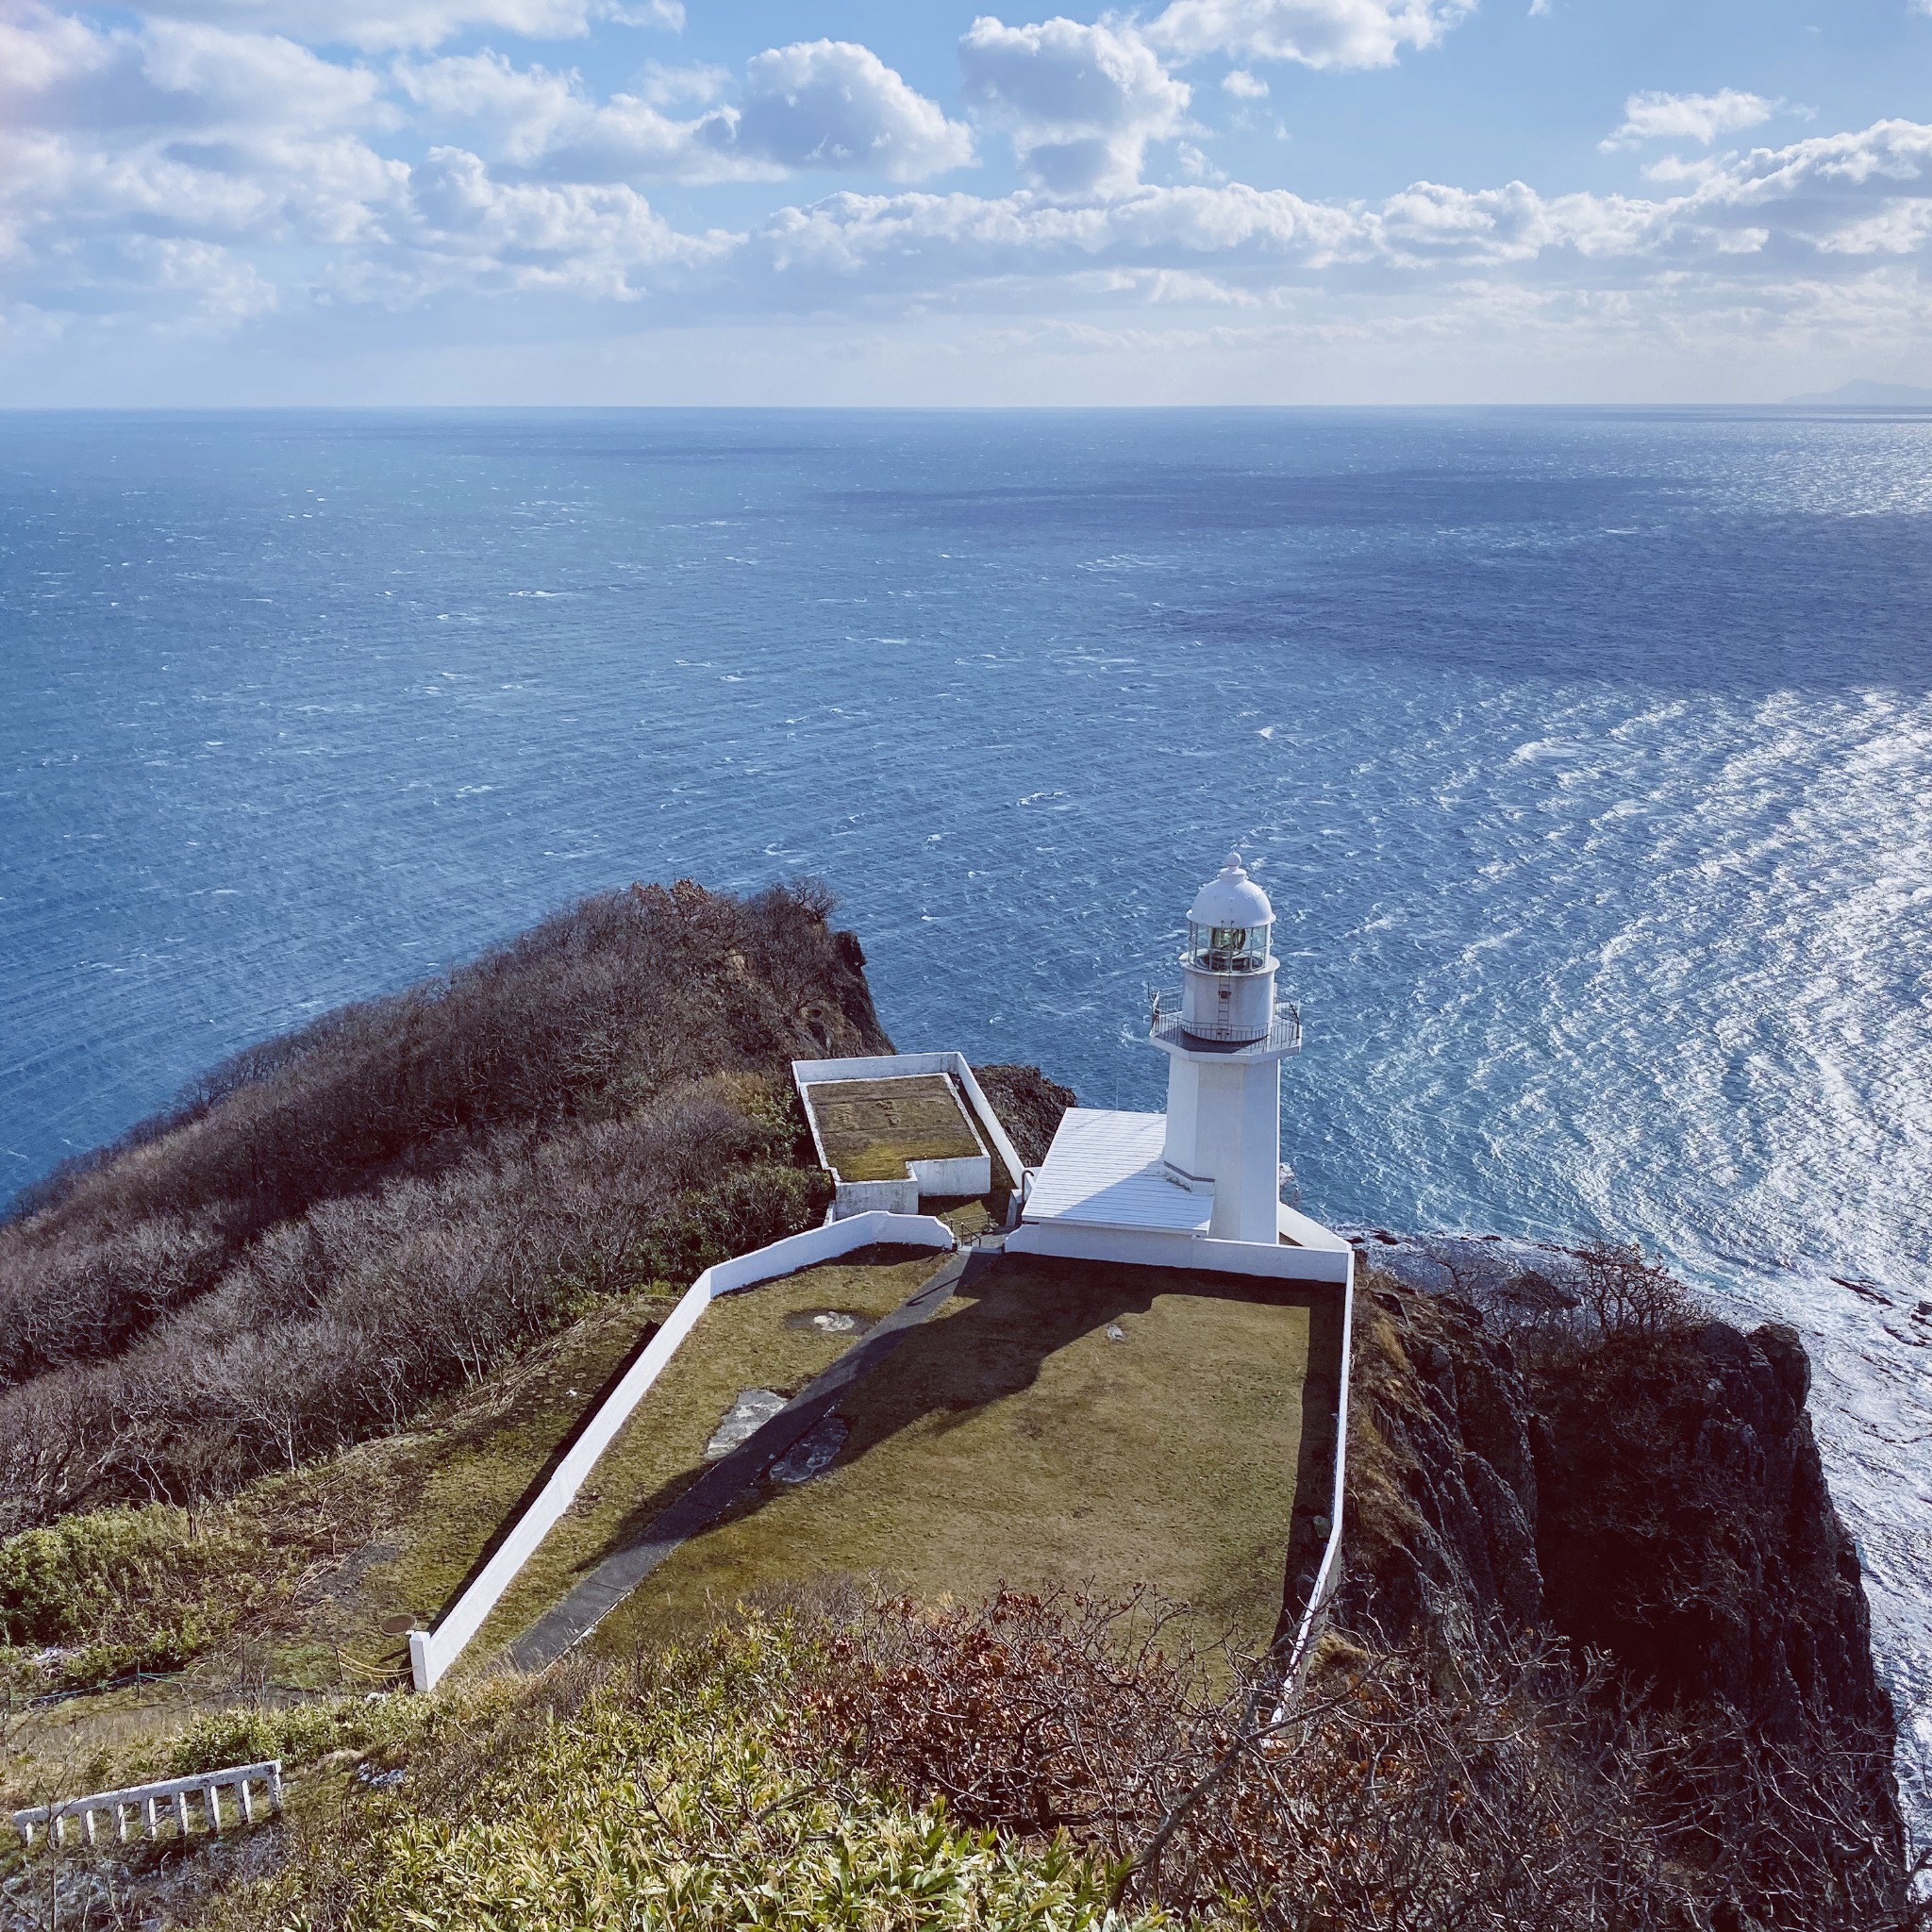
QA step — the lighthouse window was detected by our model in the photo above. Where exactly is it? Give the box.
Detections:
[1188,922,1267,973]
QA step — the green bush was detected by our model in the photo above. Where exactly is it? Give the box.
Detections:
[0,1505,272,1687]
[164,1693,431,1778]
[192,1620,1152,1932]
[631,1162,836,1287]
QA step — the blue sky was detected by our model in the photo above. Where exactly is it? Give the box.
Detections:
[3,0,1930,402]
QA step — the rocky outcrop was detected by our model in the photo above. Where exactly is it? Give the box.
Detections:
[1339,1266,1907,1923]
[970,1063,1077,1169]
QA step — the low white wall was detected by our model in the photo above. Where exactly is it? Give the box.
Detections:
[1281,1264,1355,1691]
[408,1208,958,1692]
[834,1176,921,1218]
[908,1154,991,1196]
[1277,1204,1351,1253]
[1004,1219,1353,1286]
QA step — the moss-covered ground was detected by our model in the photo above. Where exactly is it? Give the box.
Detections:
[469,1245,948,1662]
[591,1254,1342,1661]
[805,1075,984,1182]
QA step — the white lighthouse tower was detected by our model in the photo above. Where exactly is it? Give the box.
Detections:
[1011,846,1345,1277]
[1149,853,1301,1244]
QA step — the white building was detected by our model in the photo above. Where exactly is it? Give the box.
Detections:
[1008,853,1352,1284]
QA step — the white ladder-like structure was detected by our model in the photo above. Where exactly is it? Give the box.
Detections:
[12,1760,282,1850]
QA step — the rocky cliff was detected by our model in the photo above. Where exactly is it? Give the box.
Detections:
[1338,1262,1907,1926]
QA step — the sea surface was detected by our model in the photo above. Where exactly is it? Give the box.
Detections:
[2,408,1928,1820]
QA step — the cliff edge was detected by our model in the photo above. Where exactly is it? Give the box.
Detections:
[1341,1268,1906,1925]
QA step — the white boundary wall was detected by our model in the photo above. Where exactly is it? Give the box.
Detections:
[1282,1262,1355,1686]
[792,1053,1028,1212]
[408,1209,957,1692]
[1004,1218,1352,1286]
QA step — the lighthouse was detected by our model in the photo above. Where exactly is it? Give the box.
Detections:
[1009,846,1345,1279]
[1149,853,1301,1244]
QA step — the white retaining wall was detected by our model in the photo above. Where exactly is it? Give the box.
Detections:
[1003,1218,1353,1285]
[408,1209,958,1692]
[791,1052,1028,1203]
[1282,1263,1355,1685]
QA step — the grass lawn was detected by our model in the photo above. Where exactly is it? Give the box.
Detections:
[466,1246,952,1664]
[591,1254,1344,1661]
[804,1075,985,1182]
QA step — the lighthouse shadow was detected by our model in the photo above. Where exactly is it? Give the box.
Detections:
[629,1250,1343,1644]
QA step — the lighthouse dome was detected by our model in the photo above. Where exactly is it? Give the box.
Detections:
[1187,852,1273,929]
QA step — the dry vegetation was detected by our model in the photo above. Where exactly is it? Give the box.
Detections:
[23,1591,1911,1932]
[0,880,880,1551]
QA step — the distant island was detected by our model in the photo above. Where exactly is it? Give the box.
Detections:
[1784,377,1932,406]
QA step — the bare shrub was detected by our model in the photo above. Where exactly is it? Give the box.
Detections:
[0,881,869,1533]
[792,1587,1925,1931]
[791,1588,1729,1930]
[1573,1237,1696,1338]
[0,879,882,1387]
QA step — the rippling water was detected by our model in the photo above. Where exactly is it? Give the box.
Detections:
[3,407,1928,1816]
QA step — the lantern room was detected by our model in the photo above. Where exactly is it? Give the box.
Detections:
[1177,853,1278,1044]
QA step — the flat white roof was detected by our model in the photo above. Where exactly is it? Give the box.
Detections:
[1023,1108,1213,1235]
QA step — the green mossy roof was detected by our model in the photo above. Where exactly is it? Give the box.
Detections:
[804,1075,984,1182]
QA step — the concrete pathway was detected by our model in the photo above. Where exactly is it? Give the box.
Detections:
[506,1237,995,1673]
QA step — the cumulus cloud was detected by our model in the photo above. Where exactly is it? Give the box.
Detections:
[123,0,683,57]
[1221,69,1269,97]
[1601,88,1775,150]
[394,52,755,180]
[397,41,970,184]
[389,143,729,298]
[733,41,974,179]
[958,15,1190,196]
[7,0,1932,370]
[1142,0,1474,70]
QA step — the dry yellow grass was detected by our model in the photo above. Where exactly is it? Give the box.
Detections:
[591,1254,1342,1659]
[805,1075,983,1182]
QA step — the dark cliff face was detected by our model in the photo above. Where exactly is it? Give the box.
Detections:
[969,1064,1079,1170]
[1340,1273,1906,1924]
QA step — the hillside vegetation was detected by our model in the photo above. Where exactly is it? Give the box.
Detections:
[0,880,882,1537]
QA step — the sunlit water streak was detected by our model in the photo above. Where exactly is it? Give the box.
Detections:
[2,407,1927,1821]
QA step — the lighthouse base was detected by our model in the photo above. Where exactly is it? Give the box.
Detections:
[1016,1108,1351,1286]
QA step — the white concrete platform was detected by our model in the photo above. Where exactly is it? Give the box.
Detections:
[1022,1108,1213,1234]
[1017,1107,1354,1287]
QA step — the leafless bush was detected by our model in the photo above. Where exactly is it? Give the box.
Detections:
[0,881,871,1530]
[0,879,876,1383]
[791,1588,1747,1930]
[1573,1238,1697,1338]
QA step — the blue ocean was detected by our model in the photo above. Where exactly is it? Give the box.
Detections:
[3,407,1928,1808]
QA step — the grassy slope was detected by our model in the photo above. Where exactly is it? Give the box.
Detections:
[467,1246,952,1662]
[593,1254,1341,1661]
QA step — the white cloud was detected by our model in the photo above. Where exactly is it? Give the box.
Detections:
[734,41,974,180]
[1221,69,1269,97]
[121,0,683,57]
[1142,0,1474,70]
[388,143,730,299]
[958,15,1190,196]
[7,0,1932,386]
[1602,89,1775,150]
[397,42,971,184]
[395,52,756,181]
